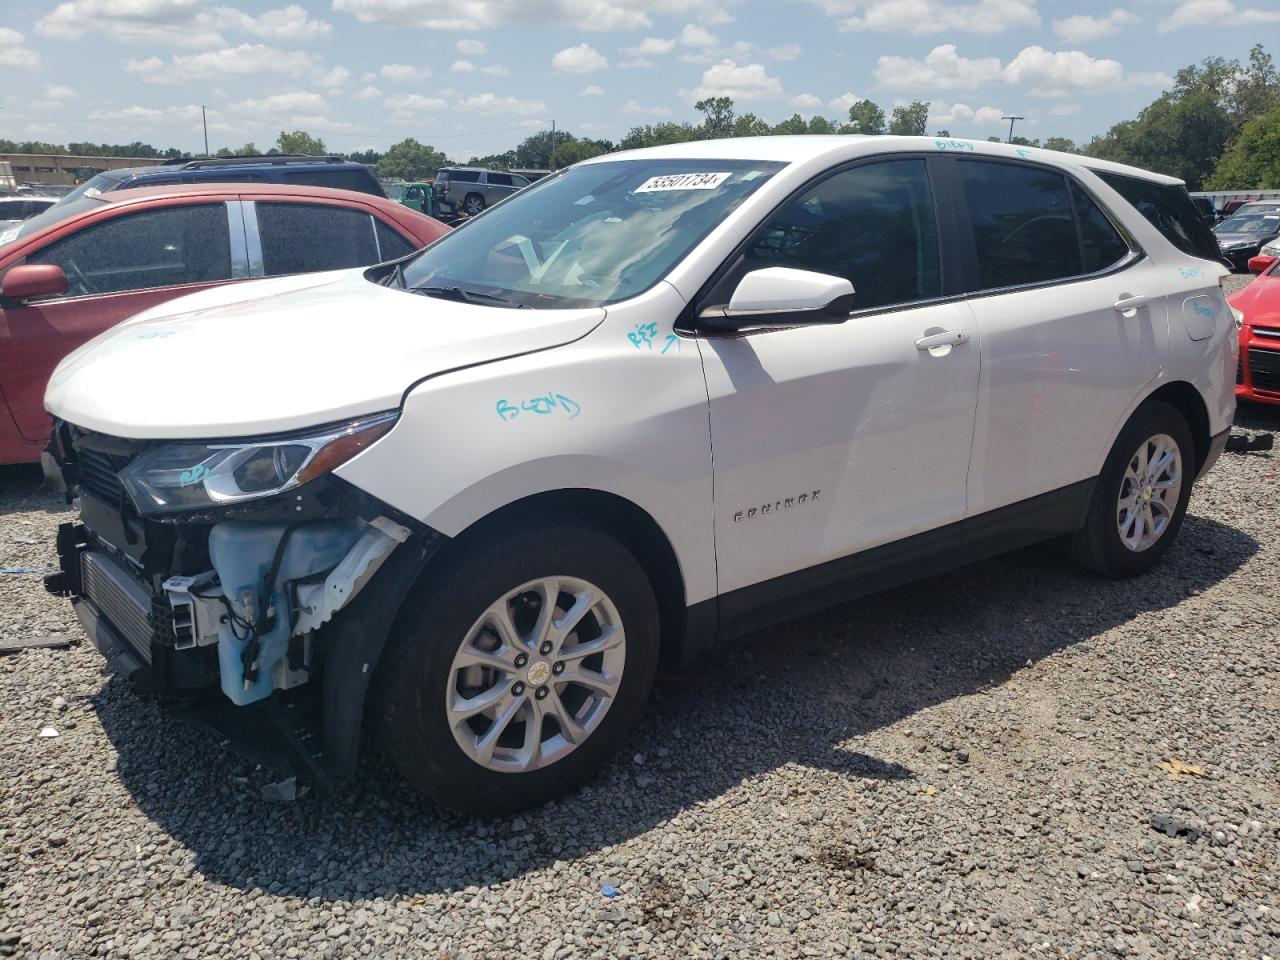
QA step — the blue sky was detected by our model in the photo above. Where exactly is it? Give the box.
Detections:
[1,0,1276,161]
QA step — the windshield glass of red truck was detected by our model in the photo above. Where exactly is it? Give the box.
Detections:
[396,159,786,309]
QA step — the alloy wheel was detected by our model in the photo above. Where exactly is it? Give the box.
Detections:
[446,576,626,772]
[1116,432,1183,552]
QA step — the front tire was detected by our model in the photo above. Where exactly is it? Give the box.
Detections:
[375,520,659,814]
[1070,401,1194,578]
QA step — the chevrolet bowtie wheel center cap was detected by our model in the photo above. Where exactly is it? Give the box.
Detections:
[527,660,552,687]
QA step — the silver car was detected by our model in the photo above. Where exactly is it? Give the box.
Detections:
[434,167,531,216]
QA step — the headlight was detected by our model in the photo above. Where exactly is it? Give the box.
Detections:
[119,412,397,516]
[1230,305,1245,329]
[1219,239,1252,250]
[1262,243,1280,257]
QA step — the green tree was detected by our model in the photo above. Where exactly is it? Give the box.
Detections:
[375,138,449,180]
[935,129,950,138]
[1041,136,1077,153]
[276,130,327,155]
[1208,107,1280,188]
[732,113,772,137]
[771,113,809,135]
[695,97,735,138]
[618,122,699,150]
[552,138,607,166]
[345,149,383,165]
[845,99,886,135]
[888,100,929,136]
[806,116,837,134]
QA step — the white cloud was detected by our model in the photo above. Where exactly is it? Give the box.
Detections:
[123,43,317,83]
[820,0,1040,34]
[620,57,654,68]
[1159,0,1280,31]
[233,91,329,115]
[455,37,487,54]
[37,1,329,47]
[87,103,204,125]
[479,63,509,76]
[552,42,608,73]
[828,91,865,112]
[0,27,41,67]
[623,36,676,55]
[689,60,783,100]
[1002,45,1123,96]
[624,99,673,116]
[1049,102,1081,116]
[214,5,331,41]
[790,93,823,109]
[1051,8,1138,42]
[387,93,447,118]
[316,65,350,88]
[451,58,476,72]
[1128,70,1173,87]
[333,0,731,31]
[45,84,76,100]
[581,84,604,95]
[927,99,1004,126]
[768,44,802,60]
[353,84,383,100]
[459,92,546,112]
[381,63,432,82]
[875,44,1002,91]
[680,23,718,45]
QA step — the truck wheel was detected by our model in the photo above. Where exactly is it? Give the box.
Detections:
[376,520,659,814]
[462,193,485,216]
[1070,401,1194,578]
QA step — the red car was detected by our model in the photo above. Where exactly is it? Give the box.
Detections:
[1229,253,1280,405]
[0,184,448,464]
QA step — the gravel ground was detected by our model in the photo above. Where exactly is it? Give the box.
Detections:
[2,395,1278,958]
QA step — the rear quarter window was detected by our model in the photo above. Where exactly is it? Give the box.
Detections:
[1095,172,1221,263]
[282,169,383,196]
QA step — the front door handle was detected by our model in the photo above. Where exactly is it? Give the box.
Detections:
[1113,293,1152,313]
[915,329,971,351]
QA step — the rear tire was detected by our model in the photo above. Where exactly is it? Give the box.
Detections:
[1070,401,1194,578]
[462,193,485,216]
[375,519,659,814]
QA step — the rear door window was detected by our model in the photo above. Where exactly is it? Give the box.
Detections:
[1095,172,1221,262]
[488,172,513,187]
[28,203,232,296]
[256,202,378,276]
[449,170,482,183]
[955,160,1131,291]
[375,219,417,260]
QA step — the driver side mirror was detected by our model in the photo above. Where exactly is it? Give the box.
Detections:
[702,267,855,332]
[1248,254,1276,274]
[2,263,68,300]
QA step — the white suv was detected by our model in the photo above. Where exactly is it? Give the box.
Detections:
[42,136,1236,813]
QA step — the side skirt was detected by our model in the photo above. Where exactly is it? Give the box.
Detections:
[706,478,1097,644]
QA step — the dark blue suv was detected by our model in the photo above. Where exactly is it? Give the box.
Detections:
[60,155,386,203]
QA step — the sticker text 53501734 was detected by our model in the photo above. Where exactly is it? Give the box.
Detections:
[633,172,731,193]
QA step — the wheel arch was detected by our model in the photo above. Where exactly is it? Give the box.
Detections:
[1144,380,1211,474]
[443,488,701,670]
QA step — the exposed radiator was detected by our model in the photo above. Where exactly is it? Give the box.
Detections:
[81,551,154,664]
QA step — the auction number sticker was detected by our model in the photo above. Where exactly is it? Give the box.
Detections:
[634,172,731,193]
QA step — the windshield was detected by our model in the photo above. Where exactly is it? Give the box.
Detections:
[1218,213,1280,234]
[55,171,129,207]
[0,195,104,248]
[398,158,786,308]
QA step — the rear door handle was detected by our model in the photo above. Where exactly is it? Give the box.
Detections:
[915,329,971,350]
[1113,294,1152,313]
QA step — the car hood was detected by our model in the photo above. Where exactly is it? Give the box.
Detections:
[1229,274,1280,327]
[46,268,605,439]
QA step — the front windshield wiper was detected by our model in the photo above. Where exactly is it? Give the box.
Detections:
[380,261,406,288]
[411,285,531,308]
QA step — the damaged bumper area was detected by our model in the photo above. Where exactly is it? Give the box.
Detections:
[45,420,442,780]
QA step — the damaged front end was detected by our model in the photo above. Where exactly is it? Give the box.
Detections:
[45,414,442,781]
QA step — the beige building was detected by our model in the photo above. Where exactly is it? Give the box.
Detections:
[0,153,160,187]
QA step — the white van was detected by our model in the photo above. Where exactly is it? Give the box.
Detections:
[40,136,1236,812]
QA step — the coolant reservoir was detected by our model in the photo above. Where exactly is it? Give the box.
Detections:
[209,519,365,706]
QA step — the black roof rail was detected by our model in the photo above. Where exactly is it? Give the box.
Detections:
[162,155,348,171]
